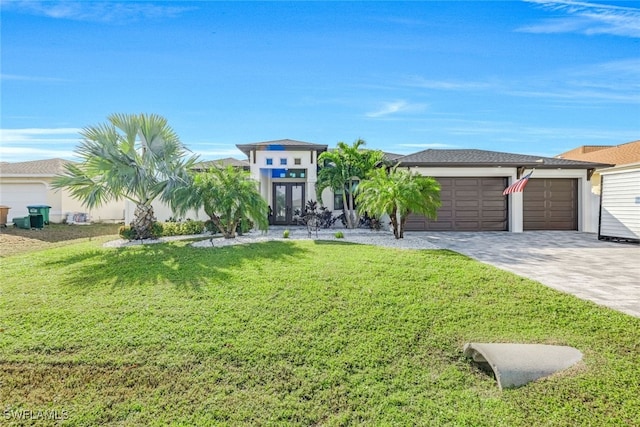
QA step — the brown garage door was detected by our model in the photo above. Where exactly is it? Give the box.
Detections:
[405,177,508,231]
[524,178,578,230]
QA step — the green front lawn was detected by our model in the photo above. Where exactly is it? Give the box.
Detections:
[1,240,638,425]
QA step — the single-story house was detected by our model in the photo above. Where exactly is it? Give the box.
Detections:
[235,139,609,233]
[0,158,124,223]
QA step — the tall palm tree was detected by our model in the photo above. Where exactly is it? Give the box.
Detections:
[52,113,198,239]
[356,167,441,239]
[172,165,269,239]
[316,139,384,228]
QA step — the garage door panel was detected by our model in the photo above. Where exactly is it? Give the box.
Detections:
[406,177,507,231]
[483,200,507,208]
[524,178,577,230]
[456,200,480,208]
[0,183,48,221]
[456,210,482,218]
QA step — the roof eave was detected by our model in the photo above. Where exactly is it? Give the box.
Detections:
[236,143,328,156]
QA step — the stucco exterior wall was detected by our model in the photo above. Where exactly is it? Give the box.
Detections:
[249,148,320,208]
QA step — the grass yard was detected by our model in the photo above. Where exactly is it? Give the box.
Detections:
[1,238,639,426]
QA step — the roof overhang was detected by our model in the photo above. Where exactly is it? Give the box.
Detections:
[236,140,328,157]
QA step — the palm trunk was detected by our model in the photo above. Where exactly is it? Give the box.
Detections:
[390,206,400,239]
[348,179,356,228]
[342,191,354,229]
[399,215,408,239]
[132,203,156,240]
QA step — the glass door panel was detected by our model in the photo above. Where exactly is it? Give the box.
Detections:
[274,184,287,224]
[291,184,304,220]
[272,183,306,225]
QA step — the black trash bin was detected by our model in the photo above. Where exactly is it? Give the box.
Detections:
[27,205,51,225]
[29,214,44,230]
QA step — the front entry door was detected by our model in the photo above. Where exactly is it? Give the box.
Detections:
[272,183,305,225]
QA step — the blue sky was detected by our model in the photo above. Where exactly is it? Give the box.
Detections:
[1,0,639,163]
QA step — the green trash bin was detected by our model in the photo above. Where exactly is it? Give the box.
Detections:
[27,205,51,224]
[13,216,32,229]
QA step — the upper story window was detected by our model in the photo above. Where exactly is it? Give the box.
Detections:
[294,158,302,165]
[266,158,273,165]
[280,158,287,166]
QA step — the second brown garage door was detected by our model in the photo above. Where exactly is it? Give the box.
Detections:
[523,178,578,230]
[405,177,508,231]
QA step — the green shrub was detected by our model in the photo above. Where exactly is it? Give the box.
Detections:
[283,229,290,238]
[118,225,136,240]
[204,220,218,234]
[237,218,253,235]
[161,222,181,236]
[180,219,205,235]
[334,231,344,239]
[151,222,164,238]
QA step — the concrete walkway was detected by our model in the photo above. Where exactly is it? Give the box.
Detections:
[411,231,640,318]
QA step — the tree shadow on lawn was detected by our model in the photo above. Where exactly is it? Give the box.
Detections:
[44,240,310,291]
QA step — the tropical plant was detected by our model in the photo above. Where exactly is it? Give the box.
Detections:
[172,165,269,239]
[52,113,198,240]
[356,167,441,239]
[316,139,384,228]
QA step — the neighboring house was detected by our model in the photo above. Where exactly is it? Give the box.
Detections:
[0,158,124,224]
[556,140,640,166]
[556,140,640,192]
[597,162,640,243]
[192,157,250,172]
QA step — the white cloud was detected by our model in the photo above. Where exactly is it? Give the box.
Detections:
[0,128,81,142]
[440,119,636,142]
[0,147,78,162]
[506,58,640,104]
[0,128,81,162]
[1,74,67,83]
[403,77,494,91]
[1,1,194,24]
[365,101,426,118]
[521,0,640,38]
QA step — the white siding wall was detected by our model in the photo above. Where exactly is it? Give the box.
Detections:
[599,166,640,240]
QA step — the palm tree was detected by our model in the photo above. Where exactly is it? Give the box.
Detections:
[172,165,269,239]
[356,167,441,239]
[52,113,198,240]
[316,139,384,228]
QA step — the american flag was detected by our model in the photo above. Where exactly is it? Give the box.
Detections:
[503,171,533,195]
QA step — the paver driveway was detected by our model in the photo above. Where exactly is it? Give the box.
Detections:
[413,231,640,318]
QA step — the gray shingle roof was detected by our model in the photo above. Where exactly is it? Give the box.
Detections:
[0,158,74,176]
[396,149,612,169]
[193,157,250,170]
[236,139,328,156]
